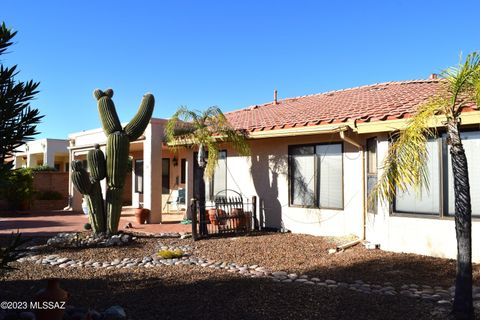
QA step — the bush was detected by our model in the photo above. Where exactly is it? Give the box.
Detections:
[157,249,183,259]
[1,168,34,210]
[35,190,63,200]
[32,165,57,172]
[0,232,29,273]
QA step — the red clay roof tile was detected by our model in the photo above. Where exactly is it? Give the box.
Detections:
[225,79,470,132]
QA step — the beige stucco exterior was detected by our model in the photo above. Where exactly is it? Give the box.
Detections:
[365,135,480,261]
[64,112,480,262]
[13,138,69,172]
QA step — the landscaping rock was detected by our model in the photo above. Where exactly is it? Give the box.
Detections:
[103,305,127,320]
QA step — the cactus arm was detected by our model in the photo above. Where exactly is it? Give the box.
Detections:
[94,88,122,135]
[87,144,106,182]
[70,160,106,233]
[87,182,106,233]
[124,93,155,141]
[71,161,92,195]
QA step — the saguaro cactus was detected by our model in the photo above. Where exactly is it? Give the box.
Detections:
[71,89,154,234]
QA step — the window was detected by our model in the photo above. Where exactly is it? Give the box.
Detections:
[395,139,441,215]
[134,159,144,193]
[290,146,315,206]
[392,131,480,217]
[366,138,378,214]
[180,158,186,184]
[446,131,480,217]
[65,162,69,172]
[289,143,343,209]
[162,158,170,195]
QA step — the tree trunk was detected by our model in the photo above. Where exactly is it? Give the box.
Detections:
[448,120,474,320]
[194,164,207,236]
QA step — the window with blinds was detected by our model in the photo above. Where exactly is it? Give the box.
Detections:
[395,139,441,215]
[289,143,343,209]
[447,131,480,217]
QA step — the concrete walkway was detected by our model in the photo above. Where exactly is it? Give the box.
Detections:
[0,209,191,237]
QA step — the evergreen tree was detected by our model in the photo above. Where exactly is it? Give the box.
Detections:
[0,22,43,183]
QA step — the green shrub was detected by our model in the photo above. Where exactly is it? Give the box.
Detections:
[84,223,92,230]
[1,168,34,210]
[35,190,63,200]
[157,249,183,259]
[32,165,57,172]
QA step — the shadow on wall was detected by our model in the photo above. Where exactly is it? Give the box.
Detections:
[250,153,288,230]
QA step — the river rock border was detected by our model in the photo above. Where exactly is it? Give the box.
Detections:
[17,246,479,308]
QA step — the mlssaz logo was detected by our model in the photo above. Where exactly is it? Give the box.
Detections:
[30,301,66,309]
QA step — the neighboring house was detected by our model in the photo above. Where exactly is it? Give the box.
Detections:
[12,138,69,172]
[66,77,480,261]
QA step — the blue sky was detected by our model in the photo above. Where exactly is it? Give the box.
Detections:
[2,0,479,139]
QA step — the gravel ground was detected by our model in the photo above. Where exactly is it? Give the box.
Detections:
[2,231,479,319]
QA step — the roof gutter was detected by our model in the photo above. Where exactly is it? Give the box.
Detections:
[247,123,351,139]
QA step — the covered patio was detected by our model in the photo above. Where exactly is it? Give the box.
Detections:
[65,118,194,224]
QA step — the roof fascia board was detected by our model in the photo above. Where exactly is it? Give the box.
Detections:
[247,123,352,139]
[356,111,480,134]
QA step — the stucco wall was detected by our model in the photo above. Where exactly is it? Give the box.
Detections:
[365,136,480,262]
[221,134,364,238]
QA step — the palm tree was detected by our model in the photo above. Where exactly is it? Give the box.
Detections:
[373,52,480,320]
[165,106,250,236]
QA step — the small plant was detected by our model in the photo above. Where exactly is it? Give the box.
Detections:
[0,232,30,273]
[157,249,183,259]
[84,223,92,230]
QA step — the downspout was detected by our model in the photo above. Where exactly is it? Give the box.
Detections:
[339,130,366,242]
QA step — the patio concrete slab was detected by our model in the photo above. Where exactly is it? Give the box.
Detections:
[0,209,191,237]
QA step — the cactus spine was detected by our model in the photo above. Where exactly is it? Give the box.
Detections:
[71,89,154,234]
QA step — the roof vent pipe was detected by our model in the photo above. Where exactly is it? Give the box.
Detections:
[274,89,278,104]
[429,73,438,80]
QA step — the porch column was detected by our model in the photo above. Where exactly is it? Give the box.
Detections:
[43,146,55,168]
[65,147,73,210]
[27,153,35,168]
[185,159,191,219]
[143,122,163,223]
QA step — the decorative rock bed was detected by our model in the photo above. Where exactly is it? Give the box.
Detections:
[45,232,135,248]
[39,231,191,249]
[17,243,473,308]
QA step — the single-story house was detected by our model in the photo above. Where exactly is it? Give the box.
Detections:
[66,77,480,261]
[12,138,69,172]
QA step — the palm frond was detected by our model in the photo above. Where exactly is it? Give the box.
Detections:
[370,99,443,204]
[442,52,480,114]
[164,105,250,172]
[204,141,219,178]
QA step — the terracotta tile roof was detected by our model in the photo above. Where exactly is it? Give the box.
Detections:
[225,79,476,132]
